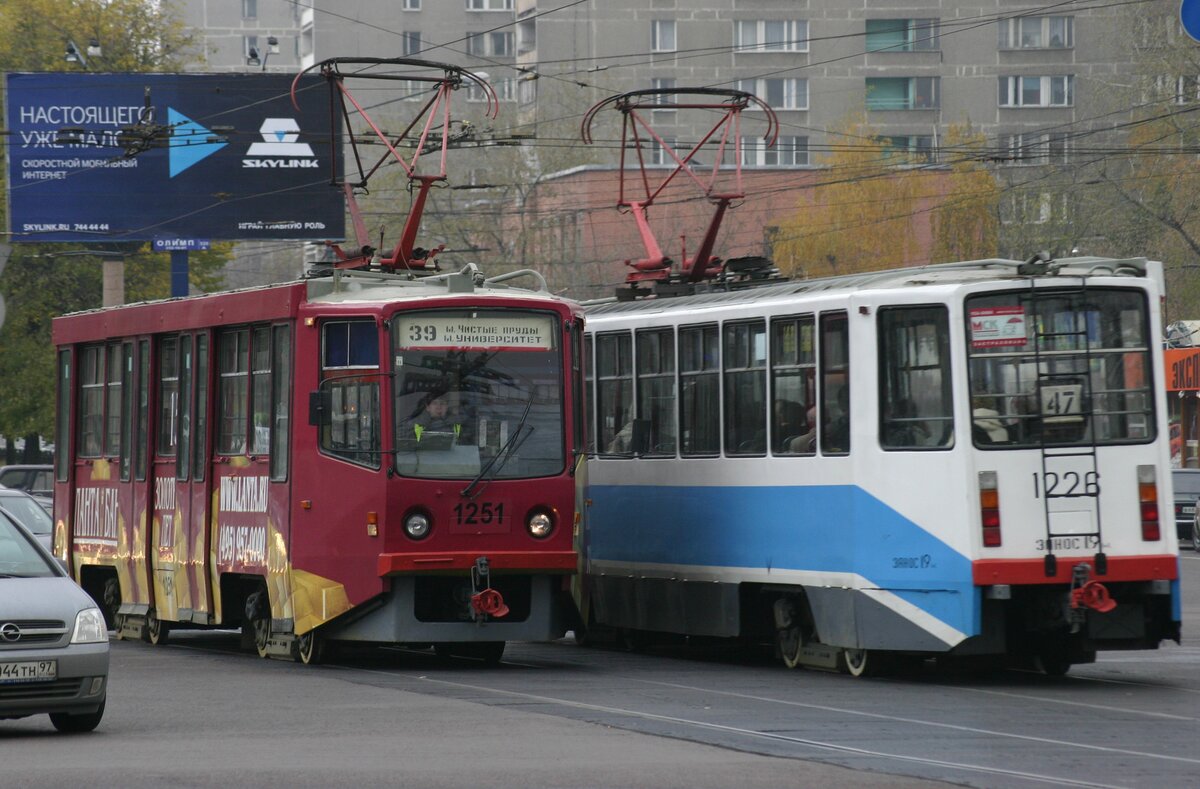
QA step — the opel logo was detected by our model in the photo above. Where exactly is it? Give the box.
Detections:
[0,622,21,642]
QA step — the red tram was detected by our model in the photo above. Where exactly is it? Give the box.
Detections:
[51,265,586,663]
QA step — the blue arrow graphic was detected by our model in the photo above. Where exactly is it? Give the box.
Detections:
[168,108,226,178]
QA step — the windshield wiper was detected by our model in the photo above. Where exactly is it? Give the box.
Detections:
[461,393,536,499]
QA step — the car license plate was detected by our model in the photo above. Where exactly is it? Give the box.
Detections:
[0,660,57,683]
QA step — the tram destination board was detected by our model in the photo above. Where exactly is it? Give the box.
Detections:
[5,72,344,243]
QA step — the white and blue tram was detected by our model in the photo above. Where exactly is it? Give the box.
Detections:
[579,256,1181,675]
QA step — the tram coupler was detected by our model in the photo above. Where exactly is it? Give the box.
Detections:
[1067,563,1115,631]
[116,613,147,641]
[469,557,509,621]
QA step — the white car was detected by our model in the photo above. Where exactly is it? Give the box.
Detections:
[0,513,109,732]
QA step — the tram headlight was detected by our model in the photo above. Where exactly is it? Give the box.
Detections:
[527,510,554,539]
[404,512,432,540]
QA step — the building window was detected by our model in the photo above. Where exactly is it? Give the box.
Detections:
[723,320,767,456]
[734,19,808,53]
[468,78,516,102]
[651,19,676,53]
[737,78,808,110]
[467,31,513,57]
[244,35,258,59]
[649,136,677,166]
[881,135,935,163]
[998,16,1073,49]
[403,31,421,56]
[865,19,939,52]
[403,0,421,9]
[466,0,512,10]
[998,75,1073,107]
[1002,132,1070,164]
[242,0,256,20]
[741,135,809,166]
[1001,191,1069,225]
[651,77,676,111]
[299,22,313,59]
[866,77,939,110]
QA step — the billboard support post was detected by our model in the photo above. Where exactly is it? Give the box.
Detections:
[102,256,124,308]
[170,250,188,298]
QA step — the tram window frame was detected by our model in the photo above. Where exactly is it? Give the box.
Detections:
[193,335,209,482]
[584,334,596,455]
[819,312,851,455]
[55,349,71,482]
[724,320,767,456]
[637,328,677,456]
[572,320,586,459]
[250,326,272,456]
[176,335,193,480]
[770,315,816,456]
[135,340,150,481]
[270,324,291,481]
[877,306,955,451]
[596,331,634,455]
[77,345,104,458]
[119,342,133,481]
[157,337,179,458]
[320,319,381,469]
[217,329,250,456]
[104,342,122,457]
[679,324,721,456]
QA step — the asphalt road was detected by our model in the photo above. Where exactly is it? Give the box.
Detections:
[2,552,1197,789]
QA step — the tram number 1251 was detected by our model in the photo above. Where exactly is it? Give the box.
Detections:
[1032,471,1100,498]
[454,502,506,525]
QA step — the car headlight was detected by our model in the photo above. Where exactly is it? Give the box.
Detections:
[71,608,108,644]
[404,512,431,540]
[527,511,553,539]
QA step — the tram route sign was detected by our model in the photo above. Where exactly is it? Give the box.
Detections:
[5,72,344,244]
[1184,0,1200,42]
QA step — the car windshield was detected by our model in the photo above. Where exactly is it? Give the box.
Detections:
[1172,470,1200,496]
[0,512,56,577]
[392,310,565,480]
[0,494,52,535]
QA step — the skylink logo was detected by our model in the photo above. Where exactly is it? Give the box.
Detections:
[243,118,318,169]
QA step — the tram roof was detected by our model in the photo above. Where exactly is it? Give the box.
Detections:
[584,256,1154,317]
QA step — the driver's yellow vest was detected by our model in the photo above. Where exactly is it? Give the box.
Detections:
[414,423,462,441]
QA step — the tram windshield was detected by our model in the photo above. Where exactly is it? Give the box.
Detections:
[965,288,1154,449]
[391,310,565,479]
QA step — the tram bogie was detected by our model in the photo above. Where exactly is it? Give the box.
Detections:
[52,267,585,662]
[579,256,1182,676]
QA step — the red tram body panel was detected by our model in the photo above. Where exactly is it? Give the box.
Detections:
[52,269,585,661]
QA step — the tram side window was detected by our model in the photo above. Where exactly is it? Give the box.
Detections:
[584,334,596,455]
[724,320,767,455]
[771,315,816,455]
[120,343,133,481]
[819,313,850,455]
[176,336,193,480]
[56,350,70,481]
[878,306,954,450]
[157,337,179,457]
[135,341,150,480]
[680,324,720,456]
[77,345,104,458]
[217,329,249,455]
[321,320,380,467]
[104,342,122,457]
[251,326,272,455]
[270,325,291,480]
[637,328,677,455]
[596,332,633,454]
[193,336,209,482]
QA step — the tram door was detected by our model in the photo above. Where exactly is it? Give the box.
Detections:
[150,334,213,625]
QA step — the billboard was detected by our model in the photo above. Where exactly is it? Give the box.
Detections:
[5,72,344,243]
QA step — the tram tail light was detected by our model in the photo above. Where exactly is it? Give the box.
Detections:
[367,511,378,537]
[979,471,1001,547]
[1137,465,1160,541]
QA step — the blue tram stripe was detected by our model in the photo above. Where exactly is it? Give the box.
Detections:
[587,483,979,637]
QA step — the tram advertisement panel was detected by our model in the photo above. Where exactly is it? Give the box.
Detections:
[5,72,344,243]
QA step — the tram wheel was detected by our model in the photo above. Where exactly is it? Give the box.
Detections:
[294,630,324,665]
[101,577,121,630]
[144,608,170,646]
[778,624,805,669]
[246,590,271,659]
[842,648,875,678]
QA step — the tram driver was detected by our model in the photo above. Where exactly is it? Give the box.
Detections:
[408,393,463,445]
